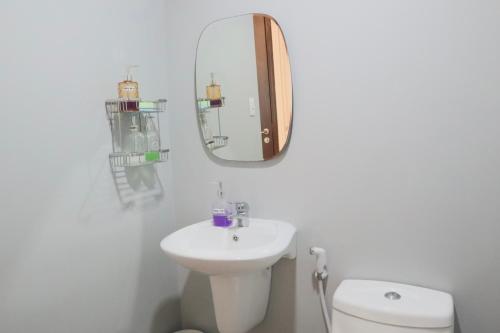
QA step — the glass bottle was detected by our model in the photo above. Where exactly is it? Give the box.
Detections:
[126,116,146,164]
[144,116,160,161]
[145,116,160,151]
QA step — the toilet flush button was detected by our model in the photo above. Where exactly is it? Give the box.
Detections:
[384,291,401,300]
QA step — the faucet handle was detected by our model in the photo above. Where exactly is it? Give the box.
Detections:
[232,201,249,216]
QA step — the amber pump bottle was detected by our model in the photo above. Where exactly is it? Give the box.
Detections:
[118,65,140,111]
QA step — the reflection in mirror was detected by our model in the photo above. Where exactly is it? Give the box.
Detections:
[196,14,292,161]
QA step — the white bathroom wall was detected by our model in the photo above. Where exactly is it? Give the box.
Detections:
[0,1,180,333]
[196,15,263,161]
[165,1,500,332]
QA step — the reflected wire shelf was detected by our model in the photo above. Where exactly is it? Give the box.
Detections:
[197,97,225,113]
[206,136,228,151]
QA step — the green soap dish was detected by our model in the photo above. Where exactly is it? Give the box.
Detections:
[145,151,160,161]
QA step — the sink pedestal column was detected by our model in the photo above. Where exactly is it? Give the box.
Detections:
[210,268,271,333]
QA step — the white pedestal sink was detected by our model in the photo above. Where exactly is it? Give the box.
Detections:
[160,219,297,333]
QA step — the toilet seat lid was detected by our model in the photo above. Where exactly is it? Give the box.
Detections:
[333,280,454,328]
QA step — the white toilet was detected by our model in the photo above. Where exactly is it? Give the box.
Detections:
[332,280,454,333]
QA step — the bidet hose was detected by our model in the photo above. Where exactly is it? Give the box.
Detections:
[310,247,332,333]
[318,278,332,333]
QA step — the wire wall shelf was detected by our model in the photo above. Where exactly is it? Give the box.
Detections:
[106,99,167,117]
[105,99,169,169]
[109,149,170,168]
[197,97,225,113]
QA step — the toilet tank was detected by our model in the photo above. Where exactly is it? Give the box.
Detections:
[332,280,454,333]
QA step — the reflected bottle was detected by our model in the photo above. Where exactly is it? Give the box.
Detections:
[206,72,222,101]
[199,115,214,150]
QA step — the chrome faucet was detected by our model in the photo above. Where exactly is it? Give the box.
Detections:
[230,201,250,227]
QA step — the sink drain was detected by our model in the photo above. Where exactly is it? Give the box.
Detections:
[384,291,401,300]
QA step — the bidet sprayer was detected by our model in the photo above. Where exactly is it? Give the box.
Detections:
[310,247,328,280]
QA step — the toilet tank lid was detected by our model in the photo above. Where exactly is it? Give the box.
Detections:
[333,280,454,328]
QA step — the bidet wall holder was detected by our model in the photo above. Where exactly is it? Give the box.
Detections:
[310,247,328,280]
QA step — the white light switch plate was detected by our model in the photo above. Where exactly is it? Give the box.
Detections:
[249,97,256,117]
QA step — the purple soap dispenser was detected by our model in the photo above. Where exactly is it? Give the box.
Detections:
[211,181,234,227]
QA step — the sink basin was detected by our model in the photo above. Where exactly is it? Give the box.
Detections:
[160,218,297,275]
[160,218,296,333]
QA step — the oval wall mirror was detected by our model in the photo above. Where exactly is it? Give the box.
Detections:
[195,14,293,161]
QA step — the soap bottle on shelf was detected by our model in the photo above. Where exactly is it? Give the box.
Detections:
[118,65,140,111]
[126,116,146,163]
[212,181,234,228]
[145,116,160,161]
